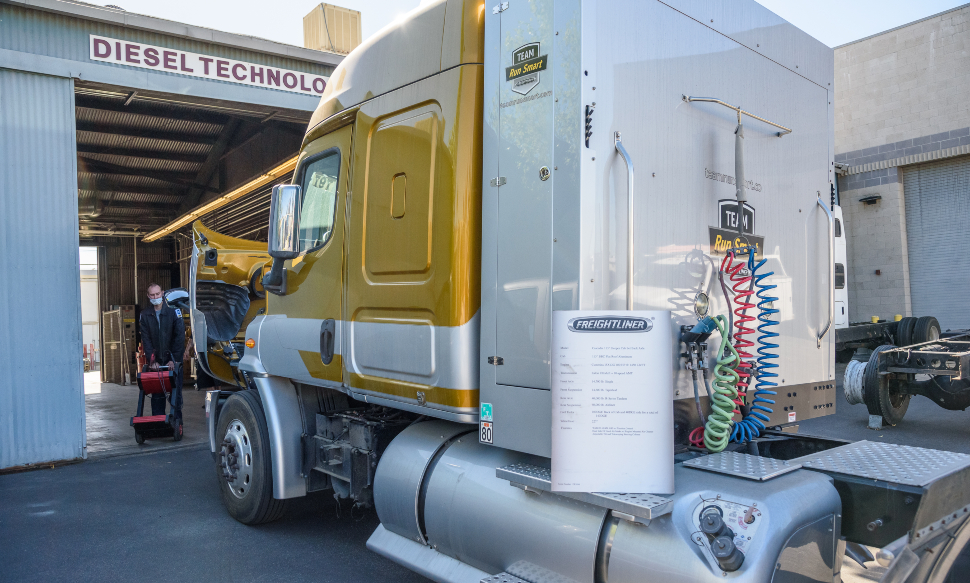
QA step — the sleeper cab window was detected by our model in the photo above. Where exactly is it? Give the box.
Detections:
[835,263,845,289]
[298,150,341,251]
[834,218,842,238]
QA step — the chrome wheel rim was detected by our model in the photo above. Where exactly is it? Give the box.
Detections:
[220,419,254,499]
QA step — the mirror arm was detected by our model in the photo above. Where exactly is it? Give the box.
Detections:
[262,260,287,296]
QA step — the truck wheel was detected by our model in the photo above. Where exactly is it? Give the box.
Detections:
[843,360,867,405]
[897,317,917,347]
[862,345,910,426]
[913,316,941,345]
[215,390,286,524]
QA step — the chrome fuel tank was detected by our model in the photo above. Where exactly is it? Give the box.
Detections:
[371,421,842,583]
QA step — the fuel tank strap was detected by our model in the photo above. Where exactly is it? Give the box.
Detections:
[494,463,673,523]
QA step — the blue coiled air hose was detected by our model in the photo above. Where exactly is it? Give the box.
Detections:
[731,253,778,442]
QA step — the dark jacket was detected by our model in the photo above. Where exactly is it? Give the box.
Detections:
[140,304,185,367]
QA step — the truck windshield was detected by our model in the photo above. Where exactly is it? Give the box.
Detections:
[299,150,340,251]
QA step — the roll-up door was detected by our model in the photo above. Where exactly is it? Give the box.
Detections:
[903,156,970,330]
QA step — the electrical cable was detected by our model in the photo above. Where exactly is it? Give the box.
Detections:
[688,367,717,448]
[703,315,740,452]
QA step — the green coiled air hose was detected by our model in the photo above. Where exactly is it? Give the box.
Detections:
[703,315,741,452]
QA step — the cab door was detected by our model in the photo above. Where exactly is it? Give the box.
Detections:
[261,123,353,386]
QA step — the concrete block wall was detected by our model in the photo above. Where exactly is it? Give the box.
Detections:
[840,182,913,323]
[835,5,970,153]
[834,4,970,323]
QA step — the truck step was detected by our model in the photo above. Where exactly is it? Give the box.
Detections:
[795,440,970,486]
[494,463,673,523]
[683,451,802,481]
[480,574,529,583]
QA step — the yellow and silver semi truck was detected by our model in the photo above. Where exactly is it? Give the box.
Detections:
[192,1,970,581]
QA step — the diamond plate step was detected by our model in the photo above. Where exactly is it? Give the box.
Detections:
[683,451,802,481]
[481,574,530,583]
[793,440,970,486]
[495,463,673,523]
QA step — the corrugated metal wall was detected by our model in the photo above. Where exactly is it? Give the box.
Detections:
[903,156,970,330]
[88,237,178,310]
[0,70,85,468]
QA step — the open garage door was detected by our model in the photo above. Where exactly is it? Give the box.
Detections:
[76,82,307,457]
[904,156,970,330]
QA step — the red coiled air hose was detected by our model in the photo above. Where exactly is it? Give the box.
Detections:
[722,252,755,415]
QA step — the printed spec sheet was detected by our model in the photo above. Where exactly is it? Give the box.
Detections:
[551,311,674,494]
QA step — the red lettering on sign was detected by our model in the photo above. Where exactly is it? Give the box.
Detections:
[115,42,122,61]
[144,48,159,67]
[163,51,177,70]
[93,39,111,58]
[267,69,280,86]
[300,74,310,92]
[232,63,247,81]
[250,66,264,84]
[198,57,213,75]
[181,54,194,73]
[125,44,140,64]
[283,72,297,89]
[312,78,326,94]
[216,60,230,78]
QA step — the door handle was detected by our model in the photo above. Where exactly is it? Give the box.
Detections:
[615,131,635,311]
[320,319,336,365]
[817,195,834,348]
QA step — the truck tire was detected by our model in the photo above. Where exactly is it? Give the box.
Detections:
[913,316,941,345]
[897,317,917,347]
[862,344,910,426]
[215,390,286,525]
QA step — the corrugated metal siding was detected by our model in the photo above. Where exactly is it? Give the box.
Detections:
[903,156,970,330]
[92,238,177,311]
[0,70,84,468]
[0,3,334,78]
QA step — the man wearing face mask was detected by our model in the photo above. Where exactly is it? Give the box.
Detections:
[139,283,186,422]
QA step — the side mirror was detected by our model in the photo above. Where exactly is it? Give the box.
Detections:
[164,287,190,311]
[264,184,301,293]
[268,184,302,259]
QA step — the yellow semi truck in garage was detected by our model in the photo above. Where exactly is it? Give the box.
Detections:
[188,0,970,581]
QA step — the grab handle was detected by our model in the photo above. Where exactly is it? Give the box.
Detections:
[615,131,635,310]
[817,194,834,347]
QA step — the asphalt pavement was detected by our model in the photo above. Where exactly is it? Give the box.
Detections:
[0,445,427,583]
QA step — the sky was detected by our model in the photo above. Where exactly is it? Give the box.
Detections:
[100,0,967,50]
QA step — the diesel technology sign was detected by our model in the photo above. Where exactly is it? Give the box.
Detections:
[90,35,328,96]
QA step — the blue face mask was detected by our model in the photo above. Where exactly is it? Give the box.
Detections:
[150,297,163,306]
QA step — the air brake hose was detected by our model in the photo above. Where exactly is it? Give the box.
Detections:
[722,252,756,415]
[703,315,741,452]
[732,255,779,442]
